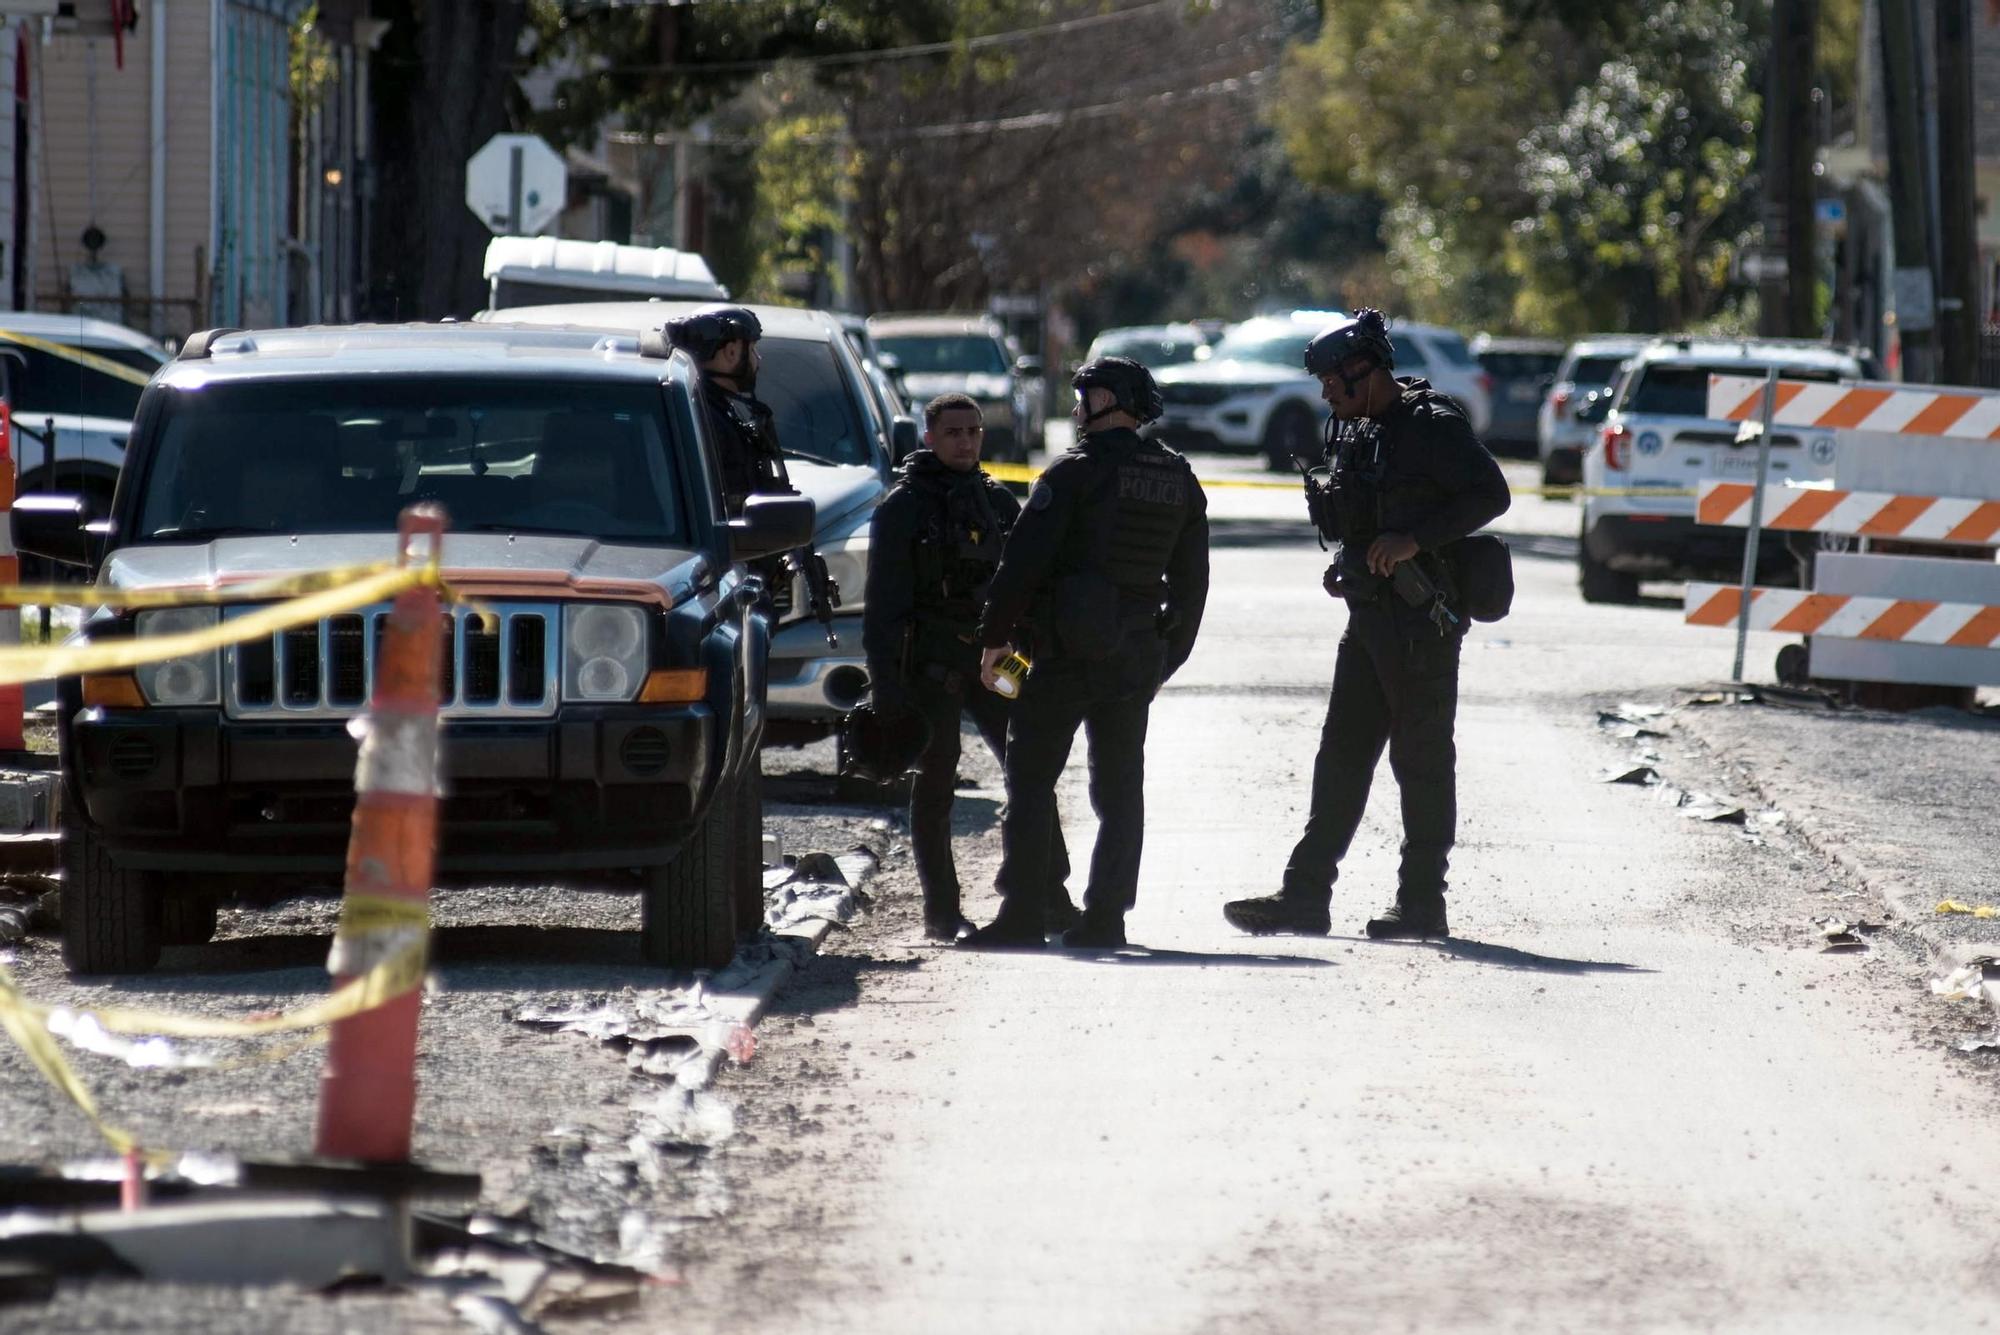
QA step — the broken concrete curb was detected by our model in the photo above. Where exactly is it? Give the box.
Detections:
[1671,710,2000,1033]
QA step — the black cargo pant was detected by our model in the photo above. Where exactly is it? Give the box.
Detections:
[908,672,1071,921]
[992,628,1165,928]
[1282,600,1462,910]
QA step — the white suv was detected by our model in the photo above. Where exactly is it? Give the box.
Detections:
[0,312,170,511]
[1151,311,1493,470]
[1578,337,1869,603]
[1537,336,1645,487]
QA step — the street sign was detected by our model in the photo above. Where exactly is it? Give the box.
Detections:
[466,134,567,237]
[1735,250,1790,283]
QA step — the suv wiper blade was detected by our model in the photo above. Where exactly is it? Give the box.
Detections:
[454,522,601,537]
[783,448,849,468]
[146,525,281,540]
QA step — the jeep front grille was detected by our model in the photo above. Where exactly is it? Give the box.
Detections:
[223,602,559,720]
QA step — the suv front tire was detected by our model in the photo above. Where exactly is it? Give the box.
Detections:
[61,815,163,975]
[641,780,738,971]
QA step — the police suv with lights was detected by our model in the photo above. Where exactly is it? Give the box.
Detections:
[17,324,814,975]
[1578,337,1870,603]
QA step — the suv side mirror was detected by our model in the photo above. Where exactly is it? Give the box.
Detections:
[14,493,96,568]
[1574,390,1613,425]
[1014,355,1042,378]
[889,415,921,466]
[729,494,817,562]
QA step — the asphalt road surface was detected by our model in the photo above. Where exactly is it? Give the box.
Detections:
[647,450,2000,1333]
[7,446,1999,1333]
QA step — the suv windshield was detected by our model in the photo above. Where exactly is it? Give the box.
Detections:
[758,336,875,467]
[1570,353,1632,387]
[1627,363,1852,418]
[872,334,1008,376]
[135,377,688,543]
[1092,333,1204,368]
[1209,327,1308,368]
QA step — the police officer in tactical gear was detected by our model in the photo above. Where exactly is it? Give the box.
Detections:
[1224,309,1509,941]
[665,304,840,634]
[664,305,790,511]
[864,394,1078,942]
[961,357,1210,951]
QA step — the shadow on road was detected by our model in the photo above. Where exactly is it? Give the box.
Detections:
[1358,934,1651,975]
[1057,944,1335,969]
[763,947,924,1018]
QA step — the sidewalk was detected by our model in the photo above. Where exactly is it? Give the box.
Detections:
[1673,692,2000,956]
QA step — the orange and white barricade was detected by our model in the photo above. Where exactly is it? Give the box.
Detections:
[1693,373,2000,690]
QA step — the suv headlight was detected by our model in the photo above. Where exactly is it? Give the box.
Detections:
[564,605,648,702]
[134,608,221,706]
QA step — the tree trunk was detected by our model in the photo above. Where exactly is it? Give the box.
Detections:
[366,1,529,321]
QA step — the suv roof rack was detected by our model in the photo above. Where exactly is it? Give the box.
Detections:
[178,328,247,360]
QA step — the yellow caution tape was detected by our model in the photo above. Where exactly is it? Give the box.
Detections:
[336,893,431,938]
[0,325,158,389]
[980,460,1692,499]
[0,961,144,1155]
[1937,900,1999,919]
[0,560,401,611]
[1,931,427,1157]
[0,563,434,687]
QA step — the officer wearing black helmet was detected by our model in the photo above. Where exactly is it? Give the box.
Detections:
[860,392,1077,942]
[1224,309,1509,941]
[664,304,839,637]
[663,305,789,511]
[961,357,1210,951]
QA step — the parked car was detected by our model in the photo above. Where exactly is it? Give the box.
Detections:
[18,323,813,975]
[865,313,1039,462]
[1537,336,1646,487]
[492,300,917,750]
[1471,334,1565,457]
[1579,337,1870,603]
[1150,311,1495,470]
[0,311,170,518]
[1082,323,1210,372]
[834,312,913,444]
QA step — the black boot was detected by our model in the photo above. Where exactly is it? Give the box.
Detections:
[923,910,973,943]
[1043,895,1085,934]
[959,911,1046,951]
[1060,912,1127,950]
[1222,893,1331,937]
[1363,900,1449,940]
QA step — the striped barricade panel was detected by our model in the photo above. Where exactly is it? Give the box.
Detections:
[1695,481,2000,545]
[1685,583,2000,647]
[1705,375,2000,440]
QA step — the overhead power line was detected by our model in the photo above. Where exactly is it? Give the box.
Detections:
[551,0,1181,77]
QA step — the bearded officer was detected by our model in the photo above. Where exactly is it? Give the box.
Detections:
[1224,309,1508,941]
[664,304,838,633]
[961,357,1209,951]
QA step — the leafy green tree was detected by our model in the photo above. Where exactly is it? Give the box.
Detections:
[1507,0,1760,332]
[1273,0,1602,327]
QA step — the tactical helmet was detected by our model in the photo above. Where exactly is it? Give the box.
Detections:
[662,305,764,362]
[839,703,932,783]
[1072,356,1164,426]
[1304,308,1396,379]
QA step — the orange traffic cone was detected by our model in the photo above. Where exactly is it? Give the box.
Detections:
[314,504,446,1163]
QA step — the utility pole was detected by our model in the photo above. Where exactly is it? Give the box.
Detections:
[1759,0,1820,338]
[1876,0,1938,382]
[1934,0,1978,384]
